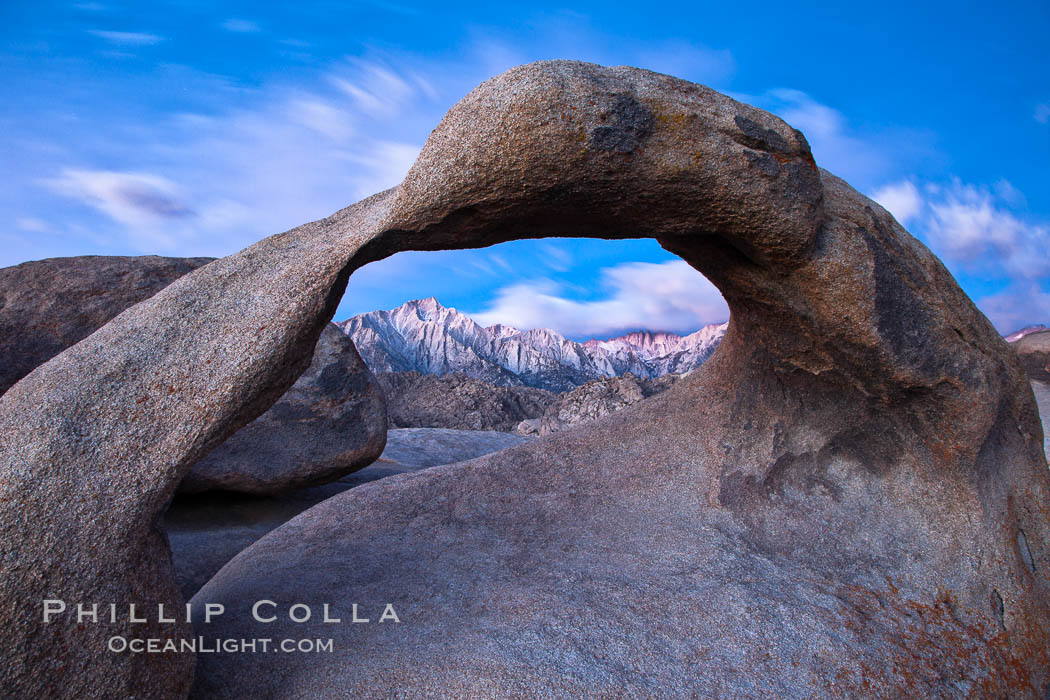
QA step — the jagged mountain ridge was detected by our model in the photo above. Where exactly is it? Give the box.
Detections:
[337,297,727,392]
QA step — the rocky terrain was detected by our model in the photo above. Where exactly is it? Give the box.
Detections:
[1012,329,1050,383]
[3,61,1048,698]
[340,296,725,391]
[517,371,680,435]
[1033,381,1050,464]
[377,370,555,431]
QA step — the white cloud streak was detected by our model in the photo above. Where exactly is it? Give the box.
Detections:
[221,19,261,33]
[469,260,729,338]
[43,169,193,249]
[87,30,164,45]
[873,177,1050,278]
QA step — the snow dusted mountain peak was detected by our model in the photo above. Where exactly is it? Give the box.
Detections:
[487,323,521,339]
[337,299,726,392]
[412,296,442,319]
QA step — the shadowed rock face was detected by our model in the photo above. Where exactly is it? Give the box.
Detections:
[166,428,530,600]
[0,255,215,396]
[2,61,1048,698]
[179,324,387,495]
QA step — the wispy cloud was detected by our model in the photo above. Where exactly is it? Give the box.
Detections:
[541,242,573,272]
[43,169,194,249]
[87,30,163,45]
[16,217,51,233]
[925,180,1050,280]
[871,180,922,224]
[1036,103,1050,124]
[287,97,355,143]
[221,19,261,33]
[32,57,436,258]
[974,283,1050,334]
[874,177,1050,279]
[470,260,728,338]
[343,140,421,194]
[330,60,435,116]
[872,176,1050,331]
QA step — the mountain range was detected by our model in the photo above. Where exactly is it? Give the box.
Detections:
[337,297,727,392]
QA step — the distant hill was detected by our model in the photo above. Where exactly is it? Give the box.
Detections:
[1005,324,1050,343]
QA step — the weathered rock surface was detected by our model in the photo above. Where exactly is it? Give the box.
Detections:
[518,371,680,435]
[167,428,531,599]
[180,324,386,495]
[0,254,385,497]
[0,191,389,696]
[378,370,555,431]
[1031,381,1050,464]
[0,255,214,395]
[1013,329,1050,383]
[341,297,725,391]
[3,61,1048,698]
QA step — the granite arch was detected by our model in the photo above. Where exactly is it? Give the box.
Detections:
[2,61,1047,697]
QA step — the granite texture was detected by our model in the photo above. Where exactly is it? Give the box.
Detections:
[180,324,387,495]
[0,255,214,395]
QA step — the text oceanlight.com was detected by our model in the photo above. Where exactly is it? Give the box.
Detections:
[108,637,334,654]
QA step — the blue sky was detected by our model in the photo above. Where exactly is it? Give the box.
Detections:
[2,1,1048,339]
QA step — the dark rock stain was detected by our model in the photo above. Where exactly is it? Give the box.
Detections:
[1019,527,1036,574]
[860,226,939,378]
[733,114,791,155]
[589,95,654,153]
[745,150,781,177]
[991,589,1006,631]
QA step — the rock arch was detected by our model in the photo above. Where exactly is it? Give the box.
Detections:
[1,61,1047,697]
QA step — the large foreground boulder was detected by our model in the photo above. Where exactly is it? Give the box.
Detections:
[2,61,1048,698]
[168,428,527,599]
[179,324,386,495]
[0,255,214,395]
[1032,380,1050,465]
